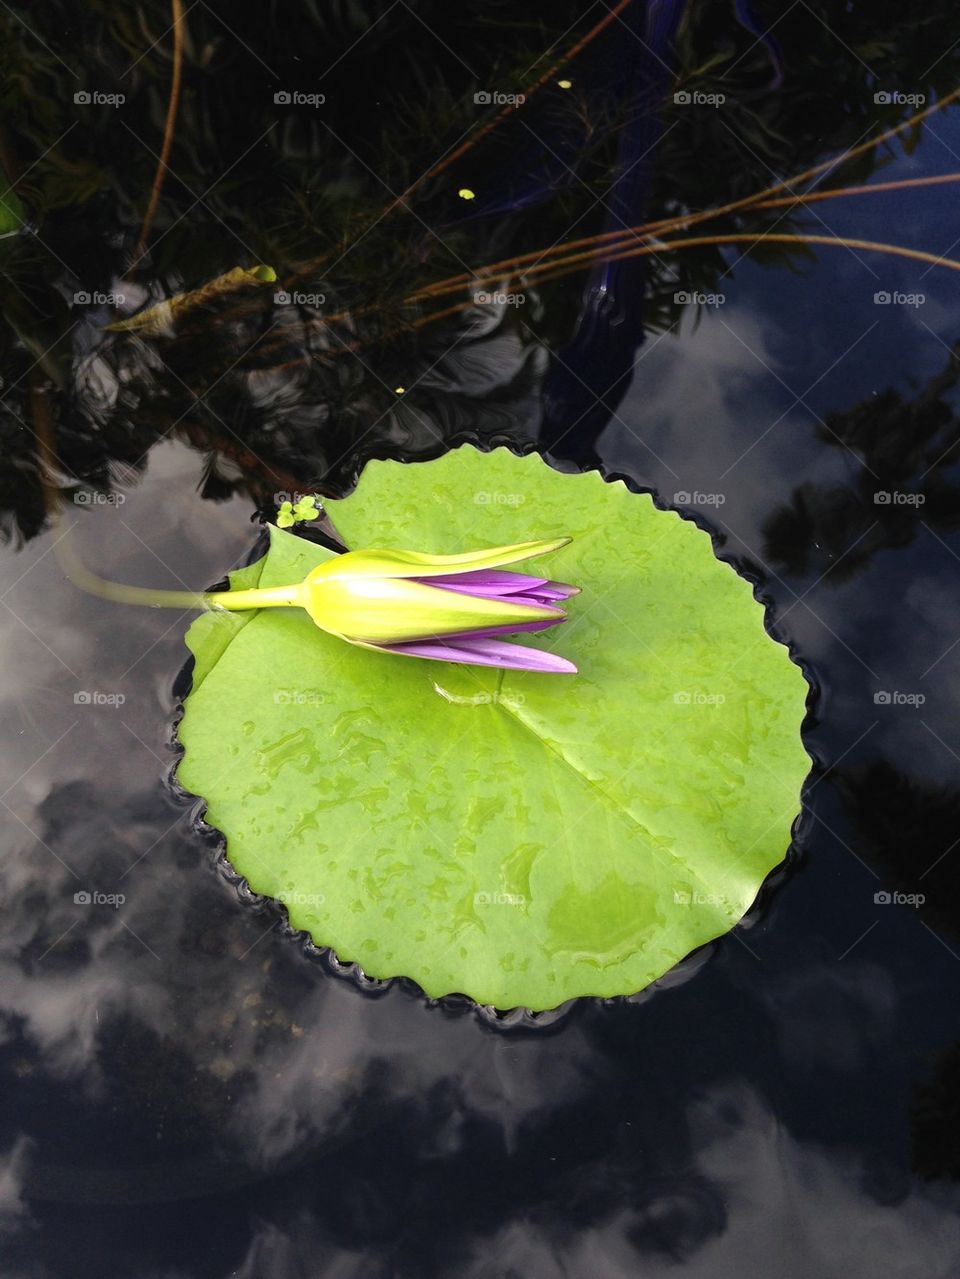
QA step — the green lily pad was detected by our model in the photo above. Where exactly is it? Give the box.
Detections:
[177,447,809,1010]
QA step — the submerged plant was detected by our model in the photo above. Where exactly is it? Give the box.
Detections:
[212,539,579,673]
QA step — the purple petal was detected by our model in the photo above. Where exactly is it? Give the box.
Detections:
[503,593,572,609]
[419,570,545,596]
[535,581,580,601]
[420,571,579,601]
[441,617,563,641]
[377,636,577,673]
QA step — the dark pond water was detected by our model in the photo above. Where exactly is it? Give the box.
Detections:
[3,3,960,1275]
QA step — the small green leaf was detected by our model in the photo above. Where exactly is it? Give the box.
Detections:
[274,495,320,529]
[177,447,809,1010]
[291,495,320,522]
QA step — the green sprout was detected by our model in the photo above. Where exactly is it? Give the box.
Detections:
[276,494,322,528]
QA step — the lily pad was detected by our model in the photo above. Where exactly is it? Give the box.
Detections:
[177,447,809,1010]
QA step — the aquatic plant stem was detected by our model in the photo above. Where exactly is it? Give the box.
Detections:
[342,231,960,343]
[130,0,185,271]
[410,172,960,305]
[755,171,960,212]
[313,167,960,339]
[491,231,960,295]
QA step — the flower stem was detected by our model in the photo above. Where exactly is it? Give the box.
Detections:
[208,584,301,612]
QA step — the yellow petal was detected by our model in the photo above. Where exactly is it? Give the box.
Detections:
[298,573,562,644]
[310,539,571,581]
